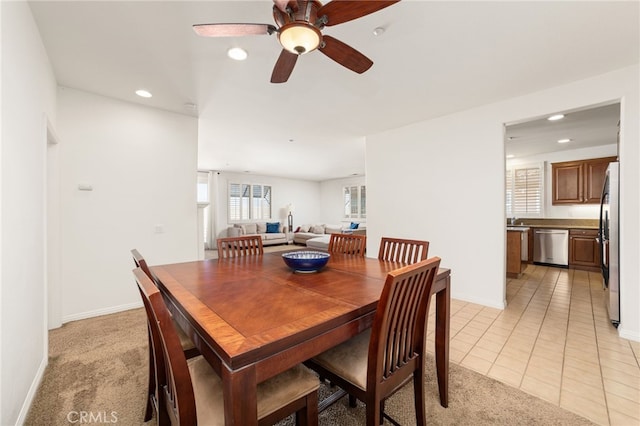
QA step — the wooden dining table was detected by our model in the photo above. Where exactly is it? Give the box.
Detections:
[151,251,451,425]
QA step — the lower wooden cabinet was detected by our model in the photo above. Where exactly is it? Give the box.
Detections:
[569,229,600,271]
[507,230,525,278]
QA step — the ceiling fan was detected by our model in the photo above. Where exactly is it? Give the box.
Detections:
[193,0,400,83]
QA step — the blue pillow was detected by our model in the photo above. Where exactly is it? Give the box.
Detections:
[350,222,359,229]
[266,222,280,233]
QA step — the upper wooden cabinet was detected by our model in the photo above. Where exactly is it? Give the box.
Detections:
[551,156,617,205]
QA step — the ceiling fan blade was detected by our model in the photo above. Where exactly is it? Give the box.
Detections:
[271,49,298,83]
[317,0,400,26]
[193,23,276,37]
[319,35,373,74]
[273,0,298,13]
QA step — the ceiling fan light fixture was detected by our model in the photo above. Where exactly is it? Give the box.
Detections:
[548,114,565,121]
[278,23,321,55]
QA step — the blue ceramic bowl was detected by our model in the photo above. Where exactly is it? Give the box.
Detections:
[282,251,330,273]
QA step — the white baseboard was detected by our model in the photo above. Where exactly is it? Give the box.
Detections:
[61,301,142,324]
[15,354,48,425]
[619,327,640,343]
[451,292,506,310]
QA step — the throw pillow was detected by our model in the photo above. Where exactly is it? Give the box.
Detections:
[244,223,258,235]
[295,226,301,233]
[266,222,280,233]
[256,223,267,234]
[325,226,342,234]
[311,225,325,234]
[350,222,359,229]
[299,224,310,232]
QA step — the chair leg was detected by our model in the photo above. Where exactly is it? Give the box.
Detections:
[348,394,357,407]
[144,329,155,422]
[413,372,426,426]
[295,390,318,426]
[365,397,380,426]
[379,400,385,425]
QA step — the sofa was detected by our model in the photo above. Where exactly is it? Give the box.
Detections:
[226,222,290,246]
[293,223,366,245]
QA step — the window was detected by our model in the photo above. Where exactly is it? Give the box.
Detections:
[344,185,366,219]
[197,171,209,203]
[228,182,272,221]
[197,171,212,249]
[506,164,543,217]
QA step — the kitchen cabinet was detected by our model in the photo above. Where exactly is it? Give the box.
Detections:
[569,229,600,271]
[507,230,526,278]
[551,156,617,205]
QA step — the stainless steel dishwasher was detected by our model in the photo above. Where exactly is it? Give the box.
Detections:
[533,229,569,267]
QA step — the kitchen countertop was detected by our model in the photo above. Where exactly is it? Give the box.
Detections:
[507,218,598,230]
[509,224,598,230]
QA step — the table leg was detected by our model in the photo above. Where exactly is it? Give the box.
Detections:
[221,364,258,425]
[435,275,450,408]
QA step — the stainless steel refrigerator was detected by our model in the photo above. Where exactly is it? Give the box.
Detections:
[599,161,620,327]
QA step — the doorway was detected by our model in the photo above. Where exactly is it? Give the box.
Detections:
[46,119,61,329]
[503,102,621,297]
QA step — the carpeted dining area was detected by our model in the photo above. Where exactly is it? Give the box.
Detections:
[25,304,594,425]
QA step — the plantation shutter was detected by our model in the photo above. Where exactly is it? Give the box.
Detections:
[229,182,272,221]
[507,164,542,217]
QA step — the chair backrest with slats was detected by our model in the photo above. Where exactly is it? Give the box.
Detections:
[378,237,429,264]
[328,233,366,257]
[217,235,264,258]
[367,256,441,394]
[132,249,155,281]
[134,268,197,426]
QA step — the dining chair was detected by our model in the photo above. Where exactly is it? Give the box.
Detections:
[133,268,320,426]
[378,237,430,264]
[305,256,442,426]
[327,233,366,257]
[131,249,199,421]
[216,235,264,258]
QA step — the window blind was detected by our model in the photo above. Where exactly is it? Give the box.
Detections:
[343,185,366,219]
[228,182,272,221]
[506,164,543,217]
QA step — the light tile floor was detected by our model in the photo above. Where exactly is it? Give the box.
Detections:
[425,264,640,426]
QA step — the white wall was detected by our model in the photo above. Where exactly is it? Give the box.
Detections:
[57,88,199,322]
[211,171,321,240]
[367,65,639,341]
[1,2,57,424]
[507,144,618,219]
[319,175,366,226]
[209,173,363,242]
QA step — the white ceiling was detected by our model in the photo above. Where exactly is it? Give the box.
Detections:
[505,102,621,159]
[29,1,639,181]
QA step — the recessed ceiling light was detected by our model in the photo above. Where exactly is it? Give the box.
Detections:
[184,102,198,112]
[557,138,572,144]
[373,27,385,36]
[227,47,248,61]
[506,154,515,159]
[548,114,564,121]
[135,89,152,98]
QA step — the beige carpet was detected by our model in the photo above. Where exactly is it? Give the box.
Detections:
[25,306,595,425]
